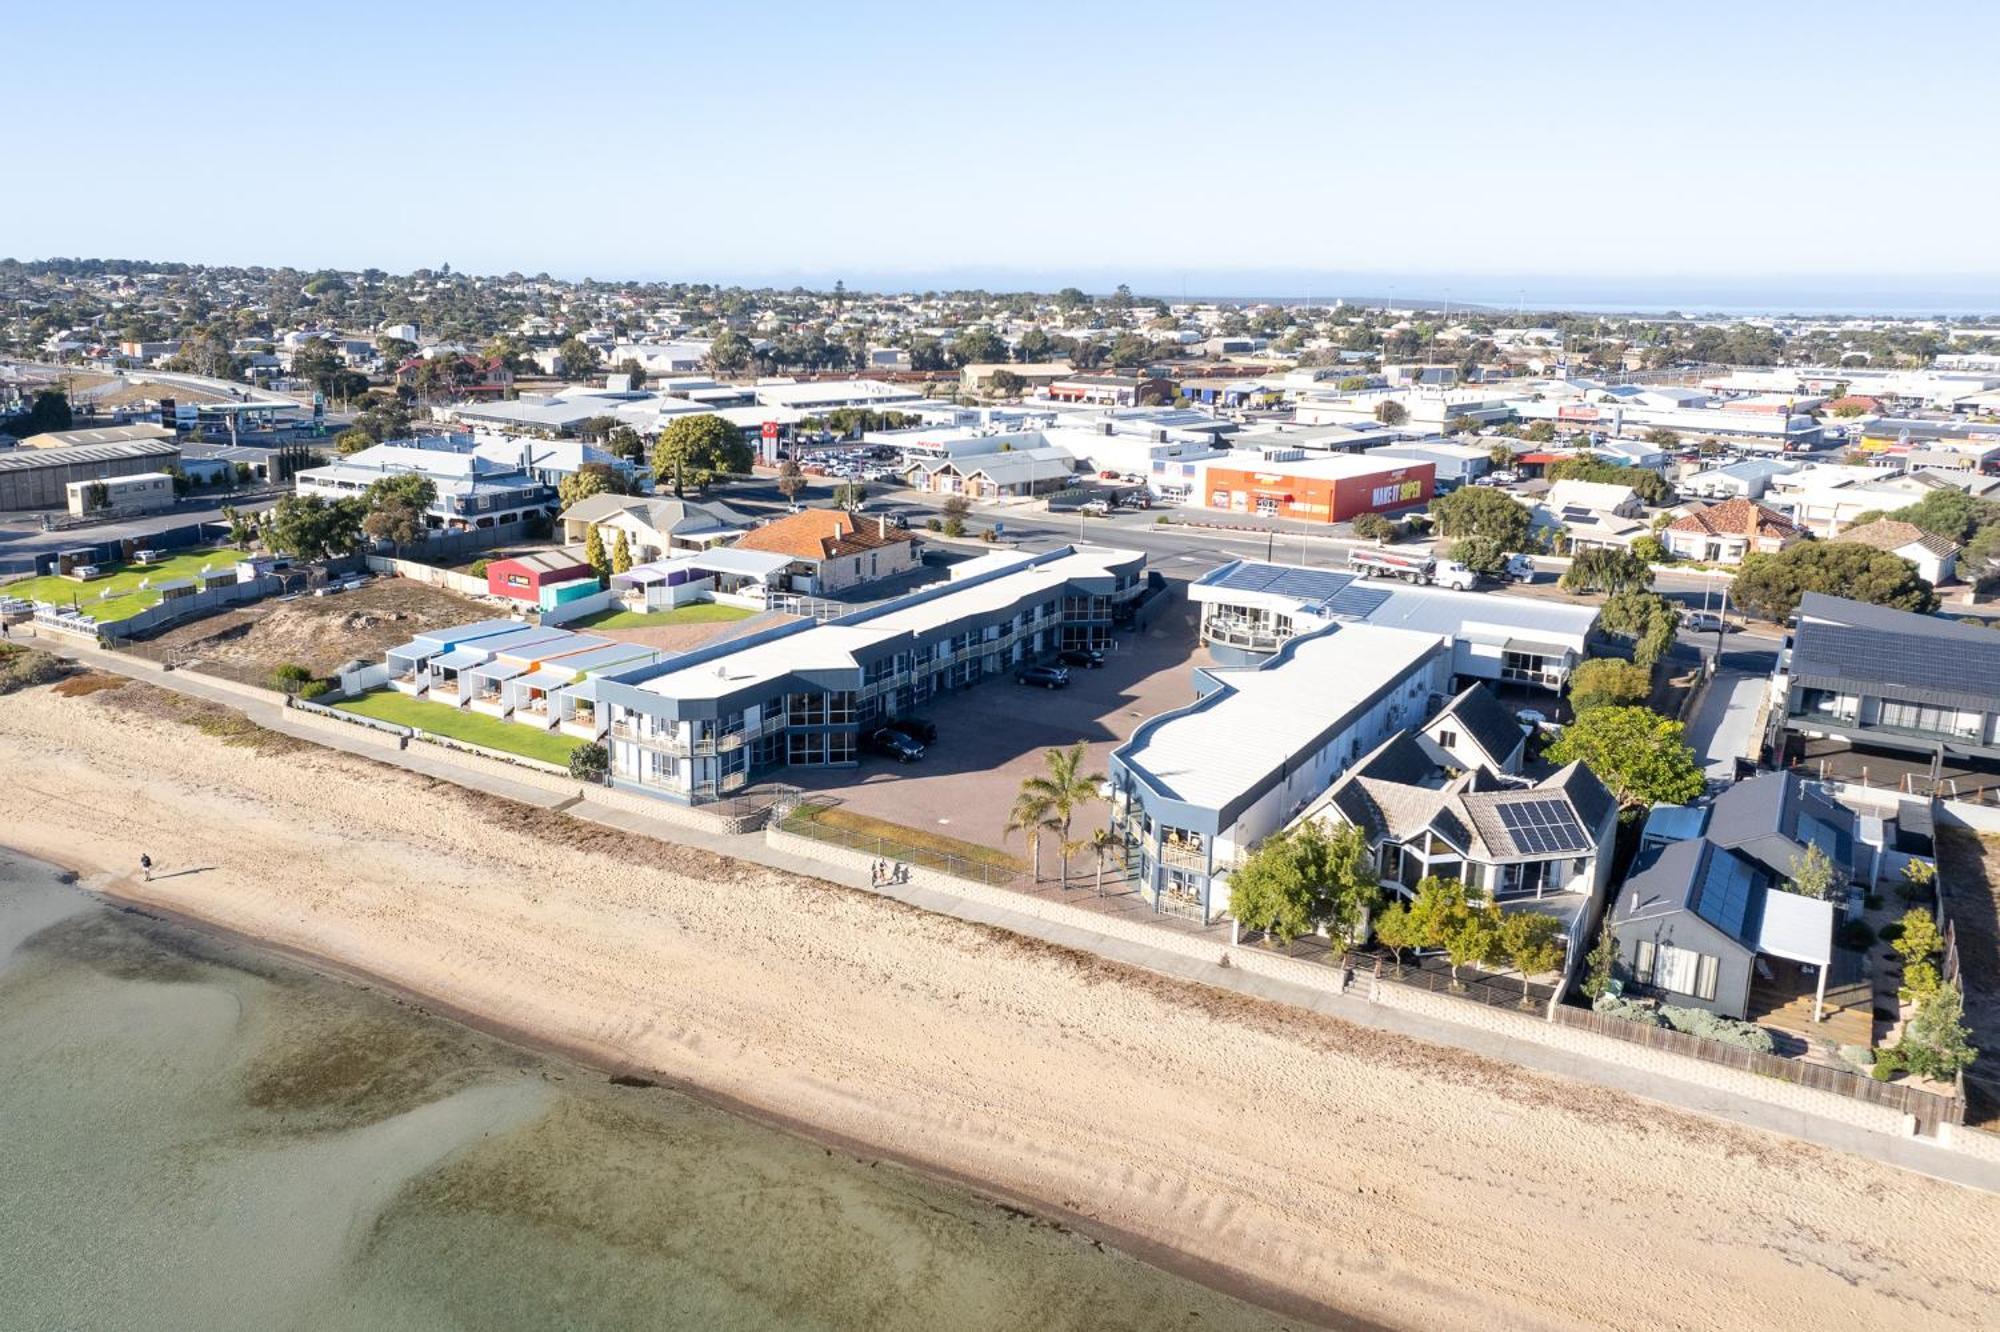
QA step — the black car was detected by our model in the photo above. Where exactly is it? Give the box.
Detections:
[866,727,926,763]
[891,717,938,744]
[1017,664,1071,689]
[1058,647,1105,669]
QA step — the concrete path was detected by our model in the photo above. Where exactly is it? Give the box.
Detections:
[25,633,2000,1194]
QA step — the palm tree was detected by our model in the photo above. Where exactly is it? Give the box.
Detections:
[1018,742,1105,890]
[1004,790,1056,883]
[1089,827,1118,896]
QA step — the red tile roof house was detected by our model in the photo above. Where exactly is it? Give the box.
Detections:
[485,547,600,610]
[1662,498,1803,564]
[729,508,920,594]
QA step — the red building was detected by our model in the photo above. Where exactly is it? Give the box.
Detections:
[485,548,597,607]
[1198,456,1433,523]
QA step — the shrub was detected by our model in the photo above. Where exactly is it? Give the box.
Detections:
[1660,1004,1775,1053]
[1836,919,1876,951]
[1836,1044,1876,1076]
[468,558,491,577]
[1871,1045,1905,1081]
[1352,511,1397,543]
[0,646,69,695]
[568,741,610,783]
[1592,994,1664,1026]
[925,517,942,531]
[270,663,313,696]
[297,679,332,700]
[1878,921,1904,943]
[979,527,999,543]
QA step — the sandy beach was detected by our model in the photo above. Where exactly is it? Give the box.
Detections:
[5,677,1999,1331]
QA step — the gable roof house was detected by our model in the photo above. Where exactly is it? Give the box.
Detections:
[1604,770,1862,1026]
[1304,684,1619,928]
[1662,497,1803,564]
[729,507,922,594]
[558,493,749,564]
[1829,518,1959,585]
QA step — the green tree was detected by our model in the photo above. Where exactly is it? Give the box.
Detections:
[1498,910,1566,990]
[1581,927,1619,1000]
[568,742,610,783]
[1644,427,1681,449]
[1568,657,1651,713]
[988,369,1025,396]
[1898,857,1937,905]
[1352,511,1397,543]
[266,493,365,560]
[1892,908,1944,988]
[1432,485,1531,550]
[556,335,599,379]
[1784,842,1843,901]
[1450,536,1508,575]
[705,330,753,374]
[1732,542,1937,623]
[1440,899,1503,988]
[604,426,645,464]
[611,530,633,575]
[1631,534,1668,564]
[1488,443,1519,471]
[219,504,257,551]
[1088,827,1118,897]
[1899,982,1977,1080]
[615,357,647,390]
[833,481,868,511]
[1544,706,1705,813]
[776,458,807,502]
[1523,420,1556,444]
[1372,900,1422,965]
[1374,400,1409,426]
[652,414,750,496]
[270,663,314,696]
[1599,589,1681,669]
[335,427,374,455]
[1227,832,1321,945]
[584,525,610,583]
[360,473,436,548]
[1004,789,1058,883]
[939,493,971,538]
[1016,742,1104,889]
[1560,547,1653,595]
[559,465,616,509]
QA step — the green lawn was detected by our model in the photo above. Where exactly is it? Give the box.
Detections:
[335,689,585,766]
[568,602,754,630]
[3,548,229,623]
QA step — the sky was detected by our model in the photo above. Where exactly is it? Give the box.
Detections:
[13,1,2000,304]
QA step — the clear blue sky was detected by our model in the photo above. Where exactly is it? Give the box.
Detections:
[14,1,1998,298]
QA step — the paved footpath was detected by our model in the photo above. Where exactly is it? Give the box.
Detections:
[27,633,2000,1193]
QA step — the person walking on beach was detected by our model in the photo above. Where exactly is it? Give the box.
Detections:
[139,854,152,882]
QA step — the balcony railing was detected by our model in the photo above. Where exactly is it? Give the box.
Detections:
[1792,709,1986,746]
[1202,618,1287,651]
[1159,841,1211,871]
[609,713,782,754]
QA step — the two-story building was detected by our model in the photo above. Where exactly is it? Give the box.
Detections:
[1771,592,2000,787]
[594,546,1148,804]
[1106,622,1455,922]
[295,444,554,532]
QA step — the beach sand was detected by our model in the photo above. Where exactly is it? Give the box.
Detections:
[4,679,1998,1331]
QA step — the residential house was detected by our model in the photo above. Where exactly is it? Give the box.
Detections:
[295,444,553,533]
[1661,498,1802,564]
[1771,592,2000,780]
[1542,478,1649,553]
[558,493,748,563]
[729,507,922,594]
[1829,519,1959,585]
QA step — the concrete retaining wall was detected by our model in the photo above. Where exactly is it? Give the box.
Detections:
[766,825,1350,1000]
[1364,976,1911,1135]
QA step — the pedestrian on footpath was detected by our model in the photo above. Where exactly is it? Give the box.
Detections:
[139,853,152,882]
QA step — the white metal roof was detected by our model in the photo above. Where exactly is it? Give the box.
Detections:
[1117,624,1446,812]
[1754,888,1834,967]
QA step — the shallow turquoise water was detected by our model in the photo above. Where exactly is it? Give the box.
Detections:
[0,850,1304,1331]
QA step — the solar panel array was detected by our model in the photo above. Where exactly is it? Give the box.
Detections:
[1211,562,1357,604]
[1323,584,1392,618]
[1493,799,1590,855]
[1691,847,1758,939]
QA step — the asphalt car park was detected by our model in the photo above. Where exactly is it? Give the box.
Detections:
[783,593,1205,851]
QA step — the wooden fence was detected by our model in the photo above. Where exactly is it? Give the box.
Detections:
[1551,1004,1965,1131]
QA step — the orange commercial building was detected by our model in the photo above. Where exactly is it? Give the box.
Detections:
[1200,457,1434,523]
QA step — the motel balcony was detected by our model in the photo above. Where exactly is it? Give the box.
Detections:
[1158,839,1213,872]
[558,708,606,741]
[427,677,466,706]
[468,688,510,719]
[1201,616,1288,654]
[389,670,427,696]
[608,713,782,756]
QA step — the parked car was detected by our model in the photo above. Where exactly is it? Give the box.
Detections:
[866,727,926,763]
[1078,499,1111,516]
[1017,664,1071,689]
[1488,469,1519,485]
[1685,611,1735,634]
[1058,647,1105,669]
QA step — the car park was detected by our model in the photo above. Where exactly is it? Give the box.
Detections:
[1017,664,1071,689]
[1058,647,1105,669]
[866,727,926,762]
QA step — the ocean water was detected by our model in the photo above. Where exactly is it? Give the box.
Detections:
[0,851,1305,1331]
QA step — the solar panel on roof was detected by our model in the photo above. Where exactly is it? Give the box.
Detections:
[1324,585,1392,618]
[1691,849,1758,939]
[1495,799,1590,855]
[1213,563,1355,604]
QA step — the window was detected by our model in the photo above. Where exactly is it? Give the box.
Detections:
[1436,729,1458,749]
[1695,953,1719,1002]
[787,692,827,726]
[827,691,855,725]
[1641,943,1715,999]
[1634,939,1655,984]
[827,731,856,764]
[786,731,827,765]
